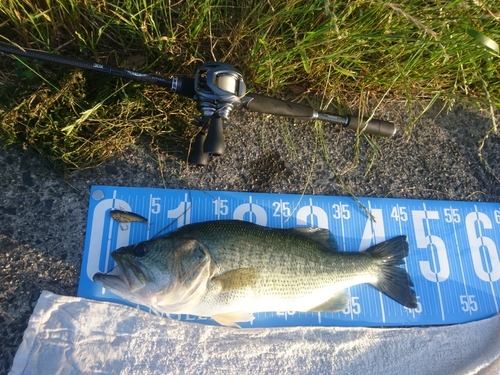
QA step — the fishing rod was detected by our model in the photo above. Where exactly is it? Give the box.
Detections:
[0,42,396,165]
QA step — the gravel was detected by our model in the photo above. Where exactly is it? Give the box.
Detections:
[0,100,499,373]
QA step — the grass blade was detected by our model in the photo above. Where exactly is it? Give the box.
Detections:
[467,28,499,54]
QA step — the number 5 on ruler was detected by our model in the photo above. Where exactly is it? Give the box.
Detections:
[412,209,450,282]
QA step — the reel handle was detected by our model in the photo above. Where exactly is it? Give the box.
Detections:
[203,114,225,156]
[188,114,225,165]
[188,132,210,166]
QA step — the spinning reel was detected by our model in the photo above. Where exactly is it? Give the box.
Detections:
[0,42,396,166]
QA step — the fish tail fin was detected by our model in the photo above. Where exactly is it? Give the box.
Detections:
[366,236,418,309]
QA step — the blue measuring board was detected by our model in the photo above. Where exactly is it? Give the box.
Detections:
[78,186,500,327]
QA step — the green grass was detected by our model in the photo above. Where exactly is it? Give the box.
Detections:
[0,0,498,170]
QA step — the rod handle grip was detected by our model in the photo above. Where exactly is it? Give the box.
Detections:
[242,93,314,119]
[346,116,396,137]
[203,115,225,156]
[188,132,210,165]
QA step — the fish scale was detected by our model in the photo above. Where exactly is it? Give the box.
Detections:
[94,219,416,327]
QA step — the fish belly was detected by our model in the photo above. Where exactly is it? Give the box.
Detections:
[189,257,378,316]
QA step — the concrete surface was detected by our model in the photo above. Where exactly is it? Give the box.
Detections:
[1,99,499,373]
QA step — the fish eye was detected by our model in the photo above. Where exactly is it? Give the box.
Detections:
[133,243,147,257]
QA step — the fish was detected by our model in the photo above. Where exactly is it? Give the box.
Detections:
[93,220,417,327]
[110,209,148,224]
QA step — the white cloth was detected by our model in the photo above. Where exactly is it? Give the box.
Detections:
[10,291,500,375]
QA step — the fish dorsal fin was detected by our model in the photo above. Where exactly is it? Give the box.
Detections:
[289,227,338,252]
[309,289,350,312]
[212,312,255,328]
[211,268,260,292]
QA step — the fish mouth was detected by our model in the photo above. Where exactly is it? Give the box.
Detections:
[93,255,146,294]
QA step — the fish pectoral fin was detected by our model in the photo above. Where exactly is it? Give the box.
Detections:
[309,289,350,312]
[211,268,260,292]
[212,312,255,328]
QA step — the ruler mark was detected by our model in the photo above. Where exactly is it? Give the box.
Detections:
[367,200,387,323]
[423,203,446,321]
[396,203,418,319]
[452,206,472,316]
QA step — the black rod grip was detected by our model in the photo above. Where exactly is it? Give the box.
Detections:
[188,132,210,165]
[203,115,225,156]
[346,116,396,137]
[242,93,314,119]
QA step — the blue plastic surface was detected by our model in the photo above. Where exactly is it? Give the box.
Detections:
[78,186,500,327]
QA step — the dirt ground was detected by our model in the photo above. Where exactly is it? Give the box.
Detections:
[1,99,499,373]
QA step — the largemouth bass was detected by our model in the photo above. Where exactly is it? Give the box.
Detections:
[93,220,417,327]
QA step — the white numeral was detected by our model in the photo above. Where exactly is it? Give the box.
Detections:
[460,295,478,312]
[466,211,500,282]
[167,198,191,227]
[391,206,408,221]
[412,209,450,282]
[343,296,361,315]
[213,198,229,216]
[296,199,329,229]
[332,203,350,220]
[494,210,500,224]
[151,197,161,214]
[272,201,291,217]
[359,208,386,250]
[444,208,461,223]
